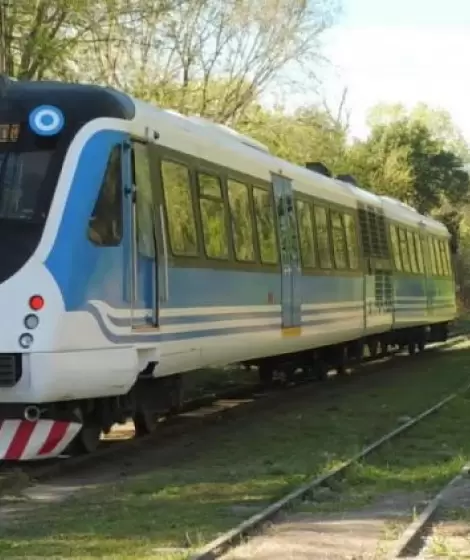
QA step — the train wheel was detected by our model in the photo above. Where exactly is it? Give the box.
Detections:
[417,338,426,352]
[407,341,416,355]
[258,365,274,388]
[336,347,348,376]
[368,340,378,359]
[133,407,159,437]
[314,361,329,381]
[69,422,101,455]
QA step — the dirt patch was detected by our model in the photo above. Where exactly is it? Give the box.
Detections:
[419,475,470,558]
[222,491,426,559]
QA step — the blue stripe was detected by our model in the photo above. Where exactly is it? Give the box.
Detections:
[85,305,357,345]
[105,304,363,328]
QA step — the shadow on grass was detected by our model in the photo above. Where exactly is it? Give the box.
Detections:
[1,345,470,558]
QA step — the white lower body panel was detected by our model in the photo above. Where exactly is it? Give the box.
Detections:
[0,348,139,404]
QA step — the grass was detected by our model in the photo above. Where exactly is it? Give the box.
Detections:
[1,341,470,559]
[181,365,255,401]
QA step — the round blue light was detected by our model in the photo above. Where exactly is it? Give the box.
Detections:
[29,105,64,136]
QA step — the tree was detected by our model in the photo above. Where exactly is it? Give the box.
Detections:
[341,118,470,215]
[0,0,112,79]
[85,0,341,124]
[367,102,470,163]
[237,104,347,170]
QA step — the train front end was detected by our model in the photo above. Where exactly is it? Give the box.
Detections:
[0,78,137,461]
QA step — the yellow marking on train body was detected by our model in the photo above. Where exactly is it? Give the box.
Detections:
[281,327,302,337]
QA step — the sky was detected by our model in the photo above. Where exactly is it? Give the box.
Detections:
[287,0,470,141]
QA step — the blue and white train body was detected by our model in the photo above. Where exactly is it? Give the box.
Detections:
[0,79,456,460]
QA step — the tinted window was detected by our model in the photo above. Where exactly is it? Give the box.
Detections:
[414,232,424,273]
[438,240,448,275]
[428,238,437,275]
[253,186,278,264]
[343,213,359,269]
[133,143,154,257]
[407,230,418,273]
[433,238,443,275]
[161,160,198,256]
[398,228,410,272]
[390,225,402,271]
[228,179,255,262]
[314,205,332,269]
[198,173,228,259]
[331,211,348,269]
[88,144,123,246]
[444,241,452,276]
[0,151,54,221]
[296,199,316,268]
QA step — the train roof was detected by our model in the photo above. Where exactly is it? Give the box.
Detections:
[136,100,450,235]
[0,77,135,123]
[131,98,450,237]
[13,81,442,238]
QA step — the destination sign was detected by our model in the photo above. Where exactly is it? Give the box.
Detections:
[0,124,20,143]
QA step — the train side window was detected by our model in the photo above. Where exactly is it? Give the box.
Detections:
[343,213,359,269]
[330,210,348,269]
[427,237,437,275]
[313,205,332,269]
[198,173,229,260]
[161,160,198,256]
[413,232,424,273]
[444,241,452,276]
[88,144,123,246]
[228,179,255,262]
[433,238,443,275]
[295,199,316,268]
[389,225,402,271]
[406,230,418,273]
[438,240,449,276]
[133,142,154,257]
[398,228,410,272]
[253,186,278,264]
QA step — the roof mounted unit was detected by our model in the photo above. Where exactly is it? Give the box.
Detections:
[305,162,332,177]
[336,174,358,186]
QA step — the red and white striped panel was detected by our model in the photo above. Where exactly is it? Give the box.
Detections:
[0,419,82,461]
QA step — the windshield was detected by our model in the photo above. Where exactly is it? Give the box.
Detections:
[0,151,53,221]
[0,119,68,283]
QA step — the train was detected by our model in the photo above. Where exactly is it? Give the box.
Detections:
[0,77,457,461]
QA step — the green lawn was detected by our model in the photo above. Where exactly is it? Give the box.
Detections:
[1,341,470,560]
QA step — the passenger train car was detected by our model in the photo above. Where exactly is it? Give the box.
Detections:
[0,78,456,460]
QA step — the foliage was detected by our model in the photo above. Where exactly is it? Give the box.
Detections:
[340,118,470,214]
[0,0,340,125]
[238,104,347,170]
[3,0,470,298]
[367,102,470,162]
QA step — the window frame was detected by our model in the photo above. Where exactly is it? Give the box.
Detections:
[197,171,230,261]
[330,209,349,270]
[160,157,200,258]
[343,211,360,270]
[389,224,402,271]
[252,184,279,266]
[313,203,333,270]
[295,197,317,269]
[227,177,256,264]
[87,142,123,247]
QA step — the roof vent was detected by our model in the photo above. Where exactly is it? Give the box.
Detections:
[336,174,358,186]
[305,162,332,177]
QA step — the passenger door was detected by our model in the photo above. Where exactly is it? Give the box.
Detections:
[271,173,301,330]
[123,139,161,328]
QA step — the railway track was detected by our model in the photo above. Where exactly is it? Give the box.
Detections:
[0,331,468,488]
[386,464,470,559]
[186,338,470,560]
